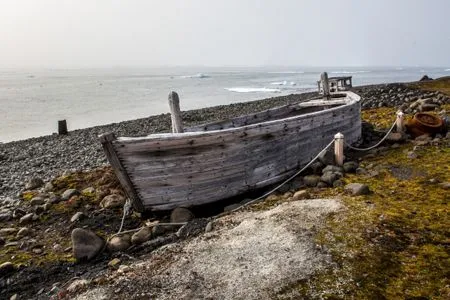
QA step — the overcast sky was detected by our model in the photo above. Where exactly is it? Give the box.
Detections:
[0,0,449,68]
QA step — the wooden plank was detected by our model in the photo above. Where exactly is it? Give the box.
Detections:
[168,91,183,133]
[99,133,145,212]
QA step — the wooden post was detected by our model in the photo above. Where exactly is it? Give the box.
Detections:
[168,91,183,133]
[396,111,404,133]
[321,72,330,98]
[334,132,344,166]
[58,120,68,135]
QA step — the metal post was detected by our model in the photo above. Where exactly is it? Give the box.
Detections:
[334,132,344,166]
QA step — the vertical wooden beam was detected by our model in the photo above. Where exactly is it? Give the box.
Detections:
[168,91,183,133]
[58,120,68,135]
[334,132,344,166]
[396,110,404,133]
[99,133,145,212]
[321,72,330,98]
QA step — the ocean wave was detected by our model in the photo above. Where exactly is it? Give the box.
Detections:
[445,68,450,71]
[331,70,371,74]
[270,81,288,86]
[225,87,281,93]
[267,71,304,74]
[180,73,210,79]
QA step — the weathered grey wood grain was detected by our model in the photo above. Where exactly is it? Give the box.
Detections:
[168,91,183,133]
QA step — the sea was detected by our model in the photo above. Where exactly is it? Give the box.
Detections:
[1,66,449,142]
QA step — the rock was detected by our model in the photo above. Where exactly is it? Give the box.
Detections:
[0,212,12,222]
[317,182,329,188]
[415,134,432,142]
[0,228,18,236]
[322,165,344,174]
[438,182,450,190]
[343,161,359,173]
[82,187,95,195]
[152,225,167,237]
[170,207,195,223]
[419,103,439,112]
[321,172,342,186]
[419,75,433,81]
[62,189,80,201]
[19,213,35,224]
[205,221,214,233]
[0,237,4,246]
[70,212,85,223]
[333,179,344,187]
[25,177,44,190]
[43,182,54,192]
[318,149,335,165]
[303,175,321,187]
[71,228,105,261]
[108,258,121,269]
[407,151,418,159]
[309,161,324,174]
[66,279,88,293]
[386,132,404,143]
[16,227,30,238]
[131,227,152,245]
[30,196,45,206]
[10,294,17,300]
[107,234,131,252]
[0,262,15,276]
[292,190,310,200]
[48,194,61,204]
[345,183,370,196]
[100,194,125,209]
[223,203,241,212]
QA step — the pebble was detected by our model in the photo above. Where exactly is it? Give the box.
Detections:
[70,212,86,223]
[25,177,44,190]
[30,196,45,206]
[205,221,214,233]
[19,213,36,224]
[131,227,153,245]
[107,234,131,252]
[108,258,121,269]
[62,189,80,201]
[345,183,371,196]
[16,227,30,238]
[0,228,18,236]
[292,190,310,200]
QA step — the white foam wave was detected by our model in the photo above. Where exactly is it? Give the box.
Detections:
[267,71,304,74]
[225,87,281,93]
[445,68,450,71]
[270,81,288,86]
[180,73,210,79]
[331,70,371,74]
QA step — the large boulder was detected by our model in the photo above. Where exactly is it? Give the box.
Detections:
[71,228,105,261]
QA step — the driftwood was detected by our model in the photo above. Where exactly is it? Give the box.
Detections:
[100,91,361,212]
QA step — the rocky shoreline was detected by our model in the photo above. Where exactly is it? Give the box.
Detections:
[1,81,449,299]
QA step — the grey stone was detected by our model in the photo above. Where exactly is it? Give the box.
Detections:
[333,179,344,187]
[16,227,30,238]
[100,194,125,209]
[71,228,105,261]
[309,161,324,174]
[62,189,80,201]
[205,221,214,233]
[30,196,45,206]
[70,212,85,223]
[43,182,54,192]
[19,213,35,224]
[317,182,329,188]
[170,207,195,223]
[322,165,344,174]
[48,194,62,204]
[303,175,321,187]
[292,190,310,200]
[0,262,15,276]
[343,161,359,173]
[321,172,342,186]
[355,167,367,175]
[386,132,404,143]
[223,203,241,212]
[407,151,418,159]
[82,187,95,195]
[0,212,12,222]
[318,149,335,165]
[131,227,152,245]
[107,234,131,252]
[345,183,370,196]
[25,177,44,190]
[0,228,18,236]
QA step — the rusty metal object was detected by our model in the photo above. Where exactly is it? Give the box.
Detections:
[405,112,444,137]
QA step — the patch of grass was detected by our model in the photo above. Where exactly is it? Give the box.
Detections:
[283,142,450,299]
[409,76,450,96]
[361,107,398,130]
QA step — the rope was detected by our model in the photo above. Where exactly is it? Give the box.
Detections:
[344,121,397,152]
[117,198,132,234]
[217,139,335,216]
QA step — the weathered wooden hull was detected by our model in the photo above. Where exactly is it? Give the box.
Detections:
[100,92,361,212]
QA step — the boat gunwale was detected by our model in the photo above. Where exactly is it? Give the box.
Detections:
[116,91,361,143]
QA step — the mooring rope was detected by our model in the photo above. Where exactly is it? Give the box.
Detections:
[344,120,397,152]
[219,139,335,216]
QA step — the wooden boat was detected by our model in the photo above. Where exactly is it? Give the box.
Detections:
[100,90,361,212]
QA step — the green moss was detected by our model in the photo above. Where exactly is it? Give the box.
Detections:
[409,76,450,96]
[21,191,38,201]
[280,138,449,298]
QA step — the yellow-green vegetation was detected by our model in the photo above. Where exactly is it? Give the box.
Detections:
[361,107,398,129]
[410,76,450,96]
